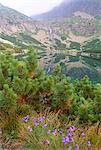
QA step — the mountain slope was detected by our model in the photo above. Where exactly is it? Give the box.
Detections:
[32,0,101,20]
[0,3,101,83]
[0,3,51,49]
[0,3,41,34]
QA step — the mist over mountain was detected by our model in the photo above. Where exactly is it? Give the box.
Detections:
[32,0,101,20]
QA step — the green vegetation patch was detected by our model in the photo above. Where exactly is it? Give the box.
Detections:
[54,38,66,50]
[82,56,101,67]
[53,53,66,63]
[67,67,101,83]
[69,42,81,50]
[83,39,101,53]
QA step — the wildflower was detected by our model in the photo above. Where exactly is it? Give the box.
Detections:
[43,140,50,145]
[33,118,37,122]
[53,129,57,136]
[75,144,79,150]
[67,132,73,137]
[27,125,32,132]
[68,146,72,150]
[62,137,69,144]
[81,132,85,137]
[29,128,32,132]
[69,137,74,142]
[67,129,71,134]
[60,131,63,135]
[42,124,47,128]
[87,141,91,146]
[78,128,81,131]
[23,115,29,122]
[38,117,44,122]
[47,130,51,134]
[28,125,31,129]
[35,122,39,126]
[70,126,76,132]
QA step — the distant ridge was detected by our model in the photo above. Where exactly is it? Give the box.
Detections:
[32,0,101,20]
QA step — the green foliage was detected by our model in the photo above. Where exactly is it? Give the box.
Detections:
[0,48,101,140]
[17,104,31,116]
[70,76,101,123]
[53,64,61,76]
[0,84,17,108]
[50,76,73,111]
[0,49,39,138]
[0,84,18,137]
[93,84,101,114]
